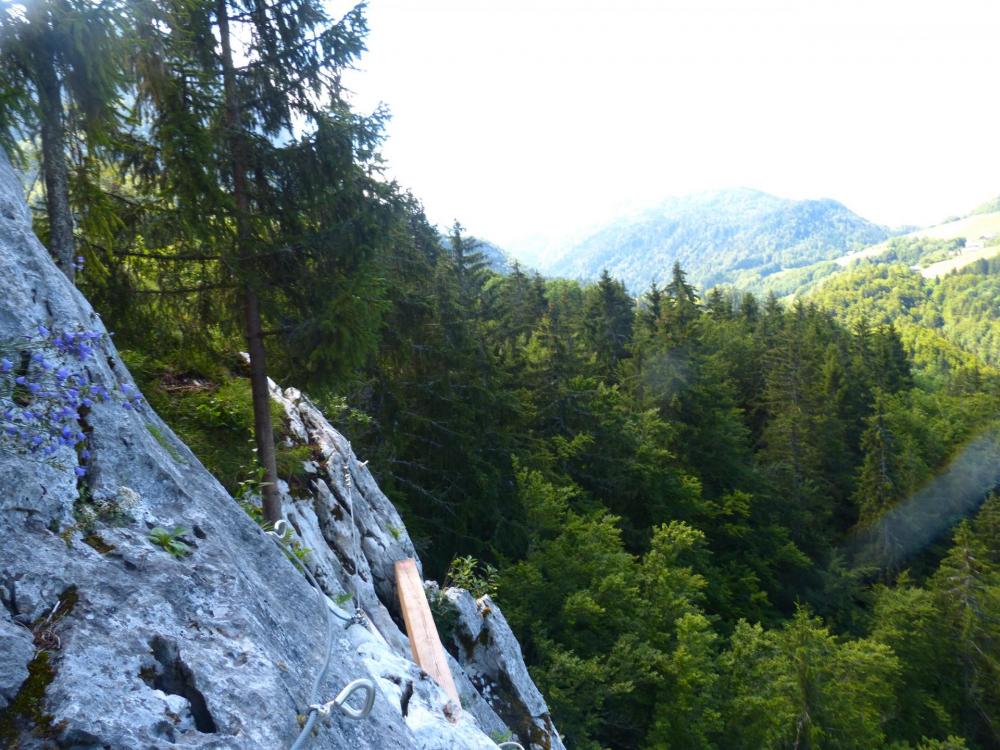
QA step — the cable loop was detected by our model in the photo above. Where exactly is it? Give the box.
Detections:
[266,515,375,749]
[309,678,377,720]
[266,518,291,540]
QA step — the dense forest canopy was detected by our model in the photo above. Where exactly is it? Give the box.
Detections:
[3,2,1000,749]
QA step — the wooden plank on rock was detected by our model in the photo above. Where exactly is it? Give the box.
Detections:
[395,558,461,708]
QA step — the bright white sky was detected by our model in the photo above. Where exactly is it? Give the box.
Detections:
[338,0,1000,259]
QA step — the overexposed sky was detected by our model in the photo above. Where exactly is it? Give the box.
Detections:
[339,0,1000,255]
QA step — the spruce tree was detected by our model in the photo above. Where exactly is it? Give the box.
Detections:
[583,269,634,376]
[641,281,663,331]
[128,0,389,522]
[663,260,700,336]
[448,220,488,310]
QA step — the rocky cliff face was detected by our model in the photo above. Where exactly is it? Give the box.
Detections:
[0,148,563,750]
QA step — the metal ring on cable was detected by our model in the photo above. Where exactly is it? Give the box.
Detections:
[266,519,291,540]
[309,678,377,720]
[496,743,525,750]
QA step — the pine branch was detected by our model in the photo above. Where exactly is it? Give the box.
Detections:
[130,283,236,295]
[115,249,222,261]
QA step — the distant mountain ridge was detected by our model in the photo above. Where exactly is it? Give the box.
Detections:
[541,187,896,292]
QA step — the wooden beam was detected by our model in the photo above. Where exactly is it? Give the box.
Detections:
[395,558,461,708]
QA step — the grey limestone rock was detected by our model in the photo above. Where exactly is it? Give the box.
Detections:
[444,589,567,750]
[0,613,33,710]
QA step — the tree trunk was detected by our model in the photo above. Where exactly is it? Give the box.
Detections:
[243,287,282,523]
[35,37,75,282]
[217,0,282,523]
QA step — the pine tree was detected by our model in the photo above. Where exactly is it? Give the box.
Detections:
[819,342,855,530]
[705,286,733,319]
[973,493,1000,565]
[871,577,953,744]
[740,291,760,325]
[720,607,898,750]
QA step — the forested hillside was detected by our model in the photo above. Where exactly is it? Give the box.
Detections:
[754,209,1000,300]
[543,188,895,291]
[4,2,1000,749]
[808,258,1000,378]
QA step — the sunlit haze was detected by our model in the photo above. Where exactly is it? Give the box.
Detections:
[339,0,1000,259]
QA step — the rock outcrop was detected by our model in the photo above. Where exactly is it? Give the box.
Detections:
[444,590,564,750]
[0,148,563,749]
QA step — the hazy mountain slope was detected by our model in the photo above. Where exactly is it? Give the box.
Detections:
[745,207,1000,303]
[544,187,893,291]
[971,196,1000,215]
[834,211,1000,272]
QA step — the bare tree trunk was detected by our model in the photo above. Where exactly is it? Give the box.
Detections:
[243,287,282,523]
[217,0,282,524]
[35,42,75,282]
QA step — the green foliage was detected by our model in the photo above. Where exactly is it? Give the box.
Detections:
[927,523,1000,746]
[751,260,842,298]
[720,608,899,750]
[0,0,132,277]
[910,738,971,750]
[274,527,312,567]
[880,237,965,268]
[498,467,720,749]
[148,526,192,558]
[425,584,460,644]
[809,260,1000,379]
[871,578,954,741]
[275,444,315,497]
[488,729,514,744]
[123,356,291,495]
[444,555,499,600]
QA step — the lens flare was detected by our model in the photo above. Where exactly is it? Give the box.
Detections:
[848,425,1000,570]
